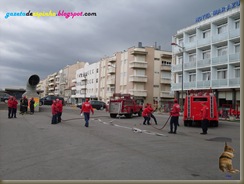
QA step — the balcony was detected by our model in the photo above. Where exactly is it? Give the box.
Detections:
[107,67,116,74]
[129,61,148,69]
[197,59,211,68]
[229,28,240,39]
[108,56,116,63]
[212,32,228,43]
[161,54,172,59]
[71,86,76,90]
[212,55,228,65]
[197,38,210,47]
[107,78,115,85]
[160,78,171,84]
[161,65,171,71]
[72,79,76,83]
[129,75,147,83]
[129,89,147,97]
[184,82,196,90]
[48,82,55,86]
[171,83,182,91]
[184,61,196,70]
[160,91,174,98]
[48,87,54,91]
[172,64,182,72]
[197,80,211,88]
[131,48,148,55]
[48,77,55,81]
[184,42,196,50]
[212,79,228,87]
[229,78,240,87]
[229,53,240,63]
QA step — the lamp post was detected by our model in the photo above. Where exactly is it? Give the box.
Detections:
[171,42,185,112]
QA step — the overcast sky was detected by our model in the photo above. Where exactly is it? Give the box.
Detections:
[0,0,235,89]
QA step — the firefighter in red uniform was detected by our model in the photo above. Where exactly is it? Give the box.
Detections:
[56,99,63,123]
[142,104,151,125]
[168,99,180,134]
[200,102,209,135]
[7,96,14,118]
[81,98,94,127]
[11,97,18,118]
[51,100,58,124]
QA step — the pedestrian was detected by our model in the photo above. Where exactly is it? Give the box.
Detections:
[147,103,158,125]
[11,96,18,118]
[29,97,35,114]
[200,102,209,135]
[19,97,24,115]
[7,96,13,118]
[51,100,58,124]
[56,99,63,123]
[168,99,180,134]
[142,104,151,125]
[22,96,28,114]
[81,98,94,127]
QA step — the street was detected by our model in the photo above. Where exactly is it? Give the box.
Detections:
[0,104,241,181]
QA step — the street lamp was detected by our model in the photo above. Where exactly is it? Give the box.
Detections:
[171,42,185,112]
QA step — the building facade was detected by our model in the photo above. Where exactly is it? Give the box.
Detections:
[171,2,240,110]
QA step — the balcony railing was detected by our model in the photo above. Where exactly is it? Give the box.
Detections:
[160,91,174,98]
[172,64,182,72]
[129,61,148,69]
[161,65,171,71]
[171,83,182,91]
[71,86,76,90]
[107,67,116,74]
[229,78,240,87]
[160,78,171,84]
[184,42,196,50]
[108,56,116,63]
[197,59,211,68]
[184,61,196,69]
[197,38,211,47]
[229,28,240,38]
[184,82,196,90]
[229,53,240,63]
[107,78,115,85]
[129,89,147,97]
[212,32,228,43]
[129,75,147,82]
[212,79,228,87]
[212,55,228,65]
[131,48,148,55]
[197,80,211,88]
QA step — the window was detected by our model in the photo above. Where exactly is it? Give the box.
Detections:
[217,47,227,56]
[235,44,240,53]
[203,30,210,39]
[177,56,183,64]
[178,38,183,46]
[217,24,227,34]
[234,66,240,78]
[217,69,227,79]
[189,73,196,82]
[135,69,145,76]
[189,34,196,42]
[202,71,211,81]
[235,20,240,29]
[189,53,196,62]
[203,50,211,59]
[178,74,182,83]
[162,61,171,65]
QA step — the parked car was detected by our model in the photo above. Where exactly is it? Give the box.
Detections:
[77,100,107,110]
[40,95,64,106]
[0,92,10,102]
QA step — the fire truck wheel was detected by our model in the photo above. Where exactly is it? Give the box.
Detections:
[110,114,117,118]
[138,110,142,117]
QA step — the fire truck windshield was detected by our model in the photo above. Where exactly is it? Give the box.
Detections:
[193,97,208,102]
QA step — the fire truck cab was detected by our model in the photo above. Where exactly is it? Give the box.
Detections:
[183,89,219,127]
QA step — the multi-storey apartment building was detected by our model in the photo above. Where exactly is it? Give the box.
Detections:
[171,1,240,109]
[72,62,100,104]
[99,42,174,107]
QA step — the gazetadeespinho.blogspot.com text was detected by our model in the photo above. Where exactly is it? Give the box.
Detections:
[4,10,97,19]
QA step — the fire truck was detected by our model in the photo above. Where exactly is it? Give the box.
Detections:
[183,89,219,127]
[108,93,143,118]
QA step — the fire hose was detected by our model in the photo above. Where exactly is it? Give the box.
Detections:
[150,115,172,130]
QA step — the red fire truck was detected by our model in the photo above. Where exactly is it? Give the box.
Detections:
[109,93,143,118]
[183,89,219,127]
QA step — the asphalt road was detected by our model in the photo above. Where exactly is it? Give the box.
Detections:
[0,104,241,181]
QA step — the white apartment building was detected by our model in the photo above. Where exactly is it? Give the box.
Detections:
[171,1,240,109]
[72,62,100,104]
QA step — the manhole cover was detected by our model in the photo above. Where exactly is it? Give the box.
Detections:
[206,137,232,142]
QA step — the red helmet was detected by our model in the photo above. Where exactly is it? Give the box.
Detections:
[174,99,178,103]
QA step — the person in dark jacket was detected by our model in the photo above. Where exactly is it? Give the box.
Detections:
[200,102,209,135]
[29,97,35,114]
[168,99,180,134]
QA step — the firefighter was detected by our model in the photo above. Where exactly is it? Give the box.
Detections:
[142,104,151,125]
[81,98,94,127]
[200,102,209,135]
[168,99,180,134]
